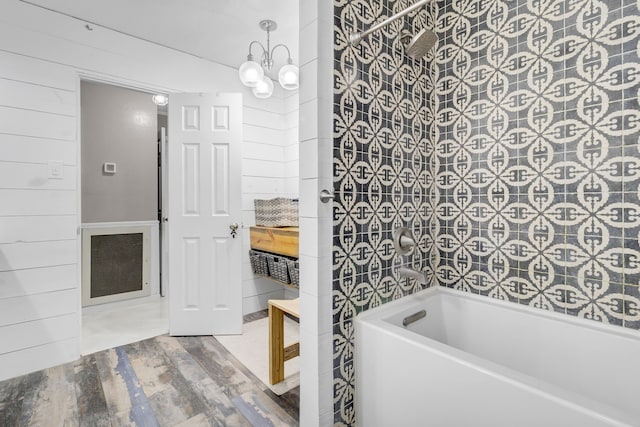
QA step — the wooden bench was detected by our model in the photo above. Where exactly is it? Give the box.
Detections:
[268,298,300,384]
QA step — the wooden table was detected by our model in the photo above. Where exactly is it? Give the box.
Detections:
[250,226,299,258]
[268,298,300,384]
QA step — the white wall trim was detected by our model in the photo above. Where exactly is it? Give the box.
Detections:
[82,220,159,228]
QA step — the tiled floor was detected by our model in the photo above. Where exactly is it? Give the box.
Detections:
[82,295,169,355]
[1,307,299,426]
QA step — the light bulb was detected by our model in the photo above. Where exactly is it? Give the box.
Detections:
[252,76,274,99]
[278,63,299,90]
[239,59,264,87]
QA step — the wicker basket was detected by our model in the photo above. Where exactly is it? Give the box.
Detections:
[286,259,299,288]
[266,254,291,284]
[254,197,298,227]
[249,250,269,276]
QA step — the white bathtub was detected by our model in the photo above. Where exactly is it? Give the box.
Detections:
[355,287,640,427]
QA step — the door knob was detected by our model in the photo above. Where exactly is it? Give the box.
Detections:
[229,222,239,238]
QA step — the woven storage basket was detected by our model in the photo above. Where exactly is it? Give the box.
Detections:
[249,250,269,276]
[266,254,291,284]
[286,259,299,288]
[254,197,298,227]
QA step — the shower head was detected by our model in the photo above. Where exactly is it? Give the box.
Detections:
[403,28,438,59]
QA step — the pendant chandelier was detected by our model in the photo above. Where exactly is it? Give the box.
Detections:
[238,20,299,98]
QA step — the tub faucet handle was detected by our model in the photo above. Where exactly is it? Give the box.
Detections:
[393,227,416,255]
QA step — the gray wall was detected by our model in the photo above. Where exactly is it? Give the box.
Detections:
[81,81,158,222]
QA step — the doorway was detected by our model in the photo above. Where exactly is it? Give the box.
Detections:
[79,80,168,355]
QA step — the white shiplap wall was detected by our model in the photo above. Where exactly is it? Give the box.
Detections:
[241,89,300,313]
[0,1,298,381]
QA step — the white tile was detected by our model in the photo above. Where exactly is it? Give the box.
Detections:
[300,0,318,29]
[318,137,333,179]
[318,219,333,257]
[299,99,318,143]
[317,0,333,24]
[299,254,332,297]
[300,291,319,335]
[317,97,333,138]
[317,331,333,374]
[300,137,332,180]
[300,139,319,179]
[299,178,319,217]
[317,22,334,67]
[300,290,332,335]
[318,410,333,427]
[300,59,318,104]
[300,20,319,67]
[318,378,334,426]
[299,254,318,291]
[300,369,320,425]
[299,217,318,256]
[300,328,333,386]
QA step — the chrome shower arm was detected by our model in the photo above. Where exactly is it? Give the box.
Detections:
[349,0,430,46]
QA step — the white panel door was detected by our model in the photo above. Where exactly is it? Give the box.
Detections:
[168,93,242,335]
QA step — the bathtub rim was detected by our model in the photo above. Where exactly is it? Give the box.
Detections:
[357,286,640,342]
[355,286,640,427]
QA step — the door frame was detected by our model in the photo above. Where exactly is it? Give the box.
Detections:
[75,73,172,326]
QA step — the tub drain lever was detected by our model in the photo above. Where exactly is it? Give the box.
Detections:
[402,310,426,327]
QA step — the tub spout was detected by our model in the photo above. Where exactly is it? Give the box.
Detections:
[398,266,427,284]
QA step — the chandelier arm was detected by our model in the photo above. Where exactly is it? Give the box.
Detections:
[270,43,293,63]
[248,40,267,58]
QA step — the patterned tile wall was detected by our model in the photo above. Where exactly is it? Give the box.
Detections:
[435,0,640,328]
[333,0,438,424]
[333,0,640,425]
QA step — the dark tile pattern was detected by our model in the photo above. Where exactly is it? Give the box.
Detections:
[333,0,640,425]
[333,0,439,424]
[435,0,640,326]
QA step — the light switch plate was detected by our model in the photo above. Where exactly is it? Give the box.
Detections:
[47,160,64,179]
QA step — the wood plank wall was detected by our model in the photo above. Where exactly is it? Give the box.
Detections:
[0,48,80,381]
[0,1,298,381]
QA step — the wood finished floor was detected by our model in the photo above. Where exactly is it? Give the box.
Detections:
[0,310,299,426]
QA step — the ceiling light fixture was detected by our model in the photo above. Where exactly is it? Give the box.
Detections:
[239,20,299,98]
[152,94,168,106]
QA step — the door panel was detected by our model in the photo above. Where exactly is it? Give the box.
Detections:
[182,144,200,215]
[168,93,242,335]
